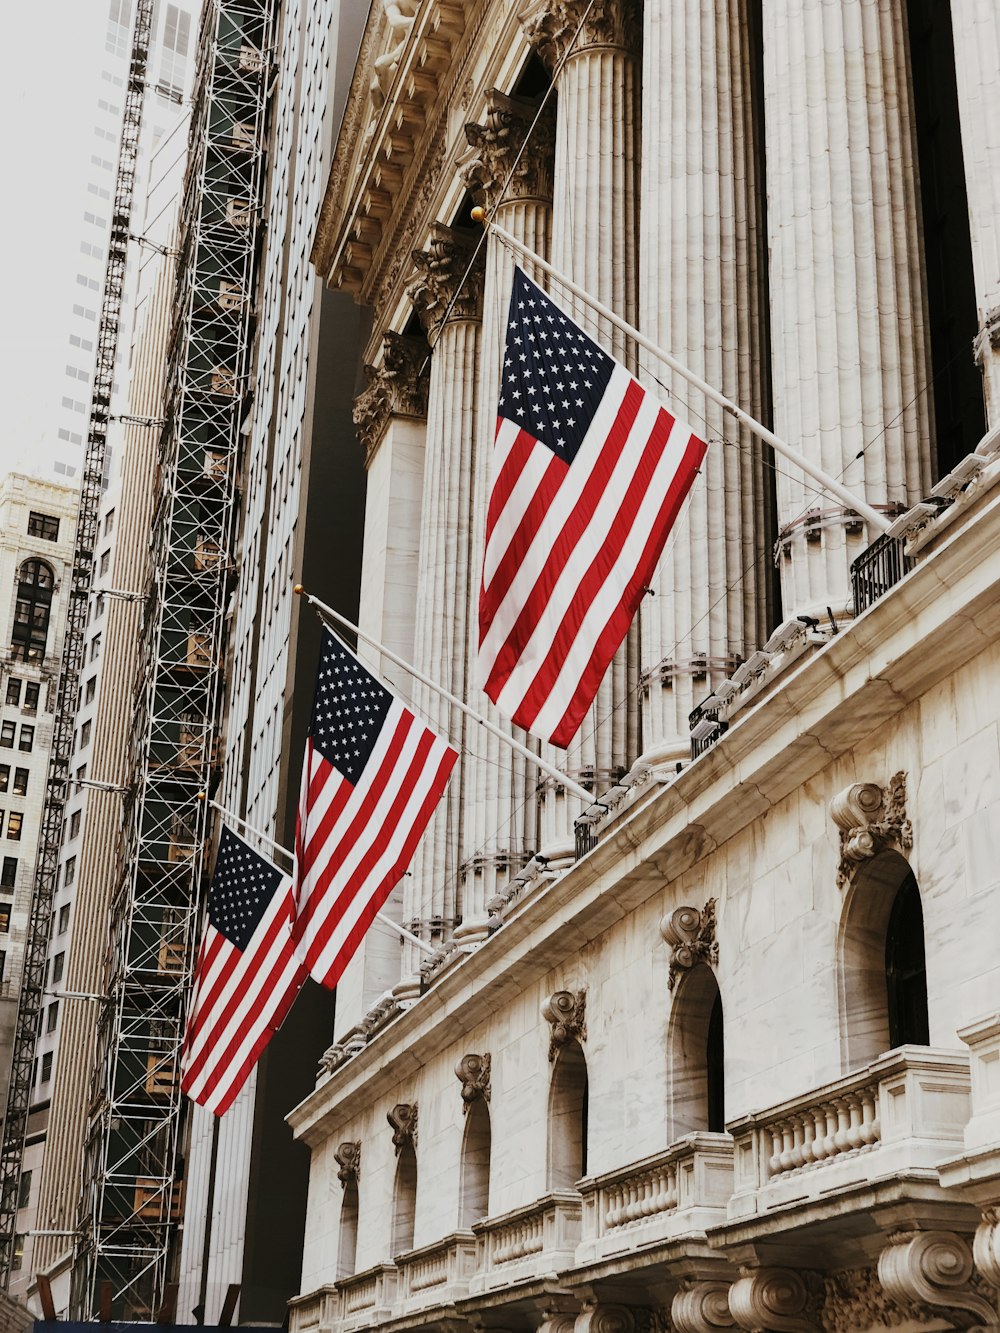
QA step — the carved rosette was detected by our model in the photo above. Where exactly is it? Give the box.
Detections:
[333,1141,361,1186]
[877,1230,996,1325]
[455,1052,491,1111]
[830,772,913,890]
[660,900,719,991]
[387,1101,418,1154]
[671,1281,735,1333]
[462,89,556,211]
[408,222,485,338]
[521,0,641,69]
[542,988,587,1060]
[728,1268,821,1332]
[353,331,429,458]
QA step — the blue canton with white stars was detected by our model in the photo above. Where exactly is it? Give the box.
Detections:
[310,631,393,785]
[209,826,284,952]
[497,267,615,466]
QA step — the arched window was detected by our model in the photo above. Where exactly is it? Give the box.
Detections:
[838,851,930,1068]
[459,1100,491,1228]
[12,560,54,663]
[391,1141,417,1256]
[667,964,725,1139]
[547,1040,588,1189]
[337,1178,359,1279]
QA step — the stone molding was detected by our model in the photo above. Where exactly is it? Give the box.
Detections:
[830,771,913,890]
[353,331,429,460]
[542,988,586,1060]
[575,1304,635,1333]
[333,1140,361,1186]
[455,1052,491,1110]
[671,1281,736,1333]
[728,1267,820,1332]
[462,88,556,211]
[521,0,641,68]
[877,1230,996,1325]
[408,222,485,336]
[387,1101,418,1153]
[660,899,719,990]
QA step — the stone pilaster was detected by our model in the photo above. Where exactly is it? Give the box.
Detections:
[637,1,773,760]
[456,93,555,931]
[402,225,485,973]
[951,1,1000,422]
[523,0,641,851]
[763,0,933,620]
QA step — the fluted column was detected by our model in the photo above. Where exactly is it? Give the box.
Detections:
[455,91,555,932]
[951,1,1000,421]
[402,226,484,974]
[763,0,933,620]
[523,0,641,850]
[638,1,773,760]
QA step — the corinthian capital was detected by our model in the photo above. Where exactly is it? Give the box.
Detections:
[520,0,640,69]
[353,331,429,458]
[463,89,556,211]
[408,223,485,335]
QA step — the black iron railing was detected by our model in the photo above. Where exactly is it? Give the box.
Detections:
[851,533,912,616]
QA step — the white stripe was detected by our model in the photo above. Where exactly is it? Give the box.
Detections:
[307,734,454,982]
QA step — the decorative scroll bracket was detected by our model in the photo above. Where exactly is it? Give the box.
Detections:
[542,989,587,1061]
[660,899,719,991]
[334,1141,361,1187]
[830,771,913,890]
[387,1101,418,1154]
[455,1052,491,1112]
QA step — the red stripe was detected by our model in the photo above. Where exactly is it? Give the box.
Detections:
[306,744,458,989]
[301,730,450,978]
[294,712,416,942]
[482,379,646,697]
[548,429,708,745]
[483,421,533,544]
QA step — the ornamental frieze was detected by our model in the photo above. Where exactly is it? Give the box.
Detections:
[521,0,641,69]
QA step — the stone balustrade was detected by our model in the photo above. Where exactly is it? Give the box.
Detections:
[468,1191,582,1294]
[394,1231,478,1309]
[288,1285,338,1333]
[576,1132,734,1263]
[335,1264,399,1330]
[728,1046,971,1219]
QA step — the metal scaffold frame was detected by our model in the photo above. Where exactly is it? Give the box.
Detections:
[0,0,156,1288]
[72,1,278,1316]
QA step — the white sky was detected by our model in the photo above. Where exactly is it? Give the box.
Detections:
[0,0,111,477]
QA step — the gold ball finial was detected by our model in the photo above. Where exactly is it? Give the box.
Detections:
[196,791,206,801]
[471,206,486,225]
[293,583,305,596]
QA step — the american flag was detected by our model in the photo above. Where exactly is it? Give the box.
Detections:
[478,267,707,748]
[293,631,458,988]
[180,826,306,1116]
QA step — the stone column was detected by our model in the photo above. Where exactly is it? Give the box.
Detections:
[456,91,555,934]
[401,226,484,977]
[638,1,773,762]
[763,0,933,620]
[951,1,1000,421]
[522,0,641,851]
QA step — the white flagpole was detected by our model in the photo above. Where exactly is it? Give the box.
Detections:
[478,211,893,536]
[196,792,436,956]
[294,586,594,805]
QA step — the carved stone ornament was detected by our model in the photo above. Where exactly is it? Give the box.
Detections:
[353,331,429,458]
[877,1230,997,1326]
[407,222,485,336]
[671,1280,736,1333]
[660,900,719,991]
[368,0,419,112]
[974,1207,1000,1288]
[462,89,556,211]
[455,1052,491,1111]
[830,771,914,890]
[542,988,587,1060]
[387,1101,418,1154]
[820,1266,936,1331]
[728,1267,821,1333]
[521,0,641,70]
[333,1140,361,1187]
[575,1303,635,1333]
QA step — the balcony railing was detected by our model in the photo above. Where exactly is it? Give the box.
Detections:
[851,532,912,615]
[288,1285,338,1333]
[468,1191,582,1295]
[727,1046,970,1220]
[577,1132,734,1264]
[395,1231,477,1309]
[334,1264,399,1330]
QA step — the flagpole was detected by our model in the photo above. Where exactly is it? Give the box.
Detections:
[196,793,436,956]
[476,211,893,536]
[293,586,594,806]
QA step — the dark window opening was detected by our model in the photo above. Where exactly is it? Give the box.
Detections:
[886,872,930,1047]
[391,1141,417,1256]
[12,560,54,664]
[706,991,725,1132]
[27,511,60,541]
[547,1040,588,1188]
[336,1178,359,1279]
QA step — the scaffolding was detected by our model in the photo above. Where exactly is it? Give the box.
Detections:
[0,0,156,1289]
[71,0,277,1316]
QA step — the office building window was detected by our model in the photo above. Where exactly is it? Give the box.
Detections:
[51,953,65,984]
[70,810,82,839]
[24,683,39,710]
[28,512,60,541]
[47,1003,58,1033]
[7,812,23,841]
[81,720,92,748]
[65,857,76,888]
[12,560,54,663]
[18,727,34,754]
[59,904,71,933]
[0,904,10,933]
[16,1170,30,1210]
[5,679,21,705]
[85,678,96,704]
[0,723,14,747]
[13,770,27,797]
[0,767,7,792]
[41,1051,53,1083]
[1,858,16,888]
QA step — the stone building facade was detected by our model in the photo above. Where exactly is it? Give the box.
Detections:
[288,1,1000,1330]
